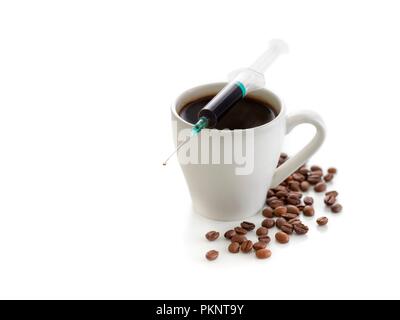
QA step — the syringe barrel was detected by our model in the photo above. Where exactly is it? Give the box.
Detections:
[198,82,244,128]
[250,39,289,74]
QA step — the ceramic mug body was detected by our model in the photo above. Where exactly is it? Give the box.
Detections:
[171,83,326,221]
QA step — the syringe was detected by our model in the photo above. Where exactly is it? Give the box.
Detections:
[163,39,288,166]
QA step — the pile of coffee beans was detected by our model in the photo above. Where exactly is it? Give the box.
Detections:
[204,153,343,261]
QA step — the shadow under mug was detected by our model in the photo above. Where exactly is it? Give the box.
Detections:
[171,83,326,221]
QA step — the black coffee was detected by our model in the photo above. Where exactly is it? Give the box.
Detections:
[179,96,276,130]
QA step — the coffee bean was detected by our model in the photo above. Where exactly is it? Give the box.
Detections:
[292,191,303,199]
[276,190,289,198]
[275,231,290,244]
[299,168,309,175]
[292,173,306,182]
[231,234,246,244]
[274,206,287,217]
[294,223,309,235]
[298,165,310,177]
[331,203,343,213]
[313,170,324,177]
[282,212,298,220]
[262,207,274,218]
[234,227,247,235]
[269,199,285,209]
[307,174,321,185]
[280,152,288,159]
[314,182,327,192]
[286,205,300,214]
[228,242,240,253]
[311,165,322,172]
[267,190,275,198]
[324,173,334,182]
[317,217,328,226]
[206,250,219,261]
[327,167,337,174]
[253,241,267,251]
[262,218,275,229]
[288,218,302,225]
[300,181,310,191]
[280,223,294,235]
[289,181,301,191]
[324,194,336,206]
[287,194,301,205]
[297,204,305,212]
[241,221,255,231]
[224,230,236,240]
[303,196,314,205]
[325,190,338,197]
[256,227,269,236]
[258,235,271,244]
[256,248,272,259]
[241,240,253,253]
[303,205,315,217]
[276,217,286,229]
[205,231,219,241]
[280,157,288,164]
[274,185,287,192]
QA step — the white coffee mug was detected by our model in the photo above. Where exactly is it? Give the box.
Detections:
[171,83,326,221]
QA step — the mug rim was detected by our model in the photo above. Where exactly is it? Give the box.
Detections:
[171,82,285,132]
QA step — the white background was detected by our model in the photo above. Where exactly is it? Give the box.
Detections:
[0,0,399,300]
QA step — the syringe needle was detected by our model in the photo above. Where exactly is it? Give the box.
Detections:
[163,117,208,166]
[162,135,194,166]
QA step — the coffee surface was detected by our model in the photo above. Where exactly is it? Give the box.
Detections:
[179,96,276,130]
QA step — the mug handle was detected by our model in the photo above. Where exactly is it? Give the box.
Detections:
[270,110,326,187]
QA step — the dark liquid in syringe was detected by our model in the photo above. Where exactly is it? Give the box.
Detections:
[179,96,276,130]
